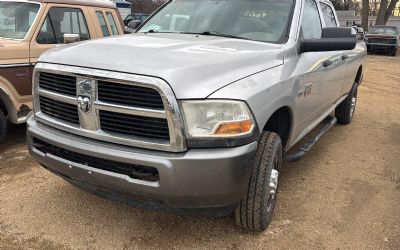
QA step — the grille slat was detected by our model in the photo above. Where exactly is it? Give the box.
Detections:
[39,96,79,125]
[100,110,169,141]
[39,72,76,96]
[33,138,159,182]
[98,81,164,109]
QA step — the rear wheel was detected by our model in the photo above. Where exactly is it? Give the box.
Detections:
[235,132,282,232]
[0,110,7,143]
[335,82,358,125]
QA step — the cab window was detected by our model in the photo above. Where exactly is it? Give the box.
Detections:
[36,7,90,44]
[301,0,322,39]
[96,11,110,37]
[320,2,337,27]
[106,12,118,35]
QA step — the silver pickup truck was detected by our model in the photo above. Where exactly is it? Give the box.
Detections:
[27,0,366,231]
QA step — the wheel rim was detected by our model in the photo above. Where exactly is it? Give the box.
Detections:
[266,155,279,213]
[350,88,358,118]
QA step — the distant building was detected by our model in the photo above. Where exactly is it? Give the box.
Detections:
[336,10,400,30]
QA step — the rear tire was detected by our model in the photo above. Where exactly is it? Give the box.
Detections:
[0,110,7,143]
[234,132,282,232]
[335,82,358,125]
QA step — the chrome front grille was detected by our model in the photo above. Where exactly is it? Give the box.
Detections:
[33,63,186,152]
[368,38,397,44]
[99,110,170,140]
[98,80,164,109]
[39,96,79,125]
[39,72,76,96]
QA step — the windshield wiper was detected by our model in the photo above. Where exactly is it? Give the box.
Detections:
[180,31,250,41]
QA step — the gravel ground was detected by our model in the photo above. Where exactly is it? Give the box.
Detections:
[0,55,399,250]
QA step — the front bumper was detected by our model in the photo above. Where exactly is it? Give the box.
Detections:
[27,117,257,215]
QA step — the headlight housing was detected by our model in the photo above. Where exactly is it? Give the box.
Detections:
[180,100,258,147]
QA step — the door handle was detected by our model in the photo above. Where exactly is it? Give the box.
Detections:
[342,55,349,60]
[323,60,333,67]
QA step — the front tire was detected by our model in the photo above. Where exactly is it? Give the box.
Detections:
[335,82,358,125]
[235,132,282,232]
[391,48,397,57]
[0,110,7,143]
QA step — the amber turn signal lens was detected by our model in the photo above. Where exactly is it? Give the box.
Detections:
[213,119,253,135]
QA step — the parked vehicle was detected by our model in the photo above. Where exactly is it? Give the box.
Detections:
[124,13,150,26]
[27,0,366,232]
[365,25,399,56]
[0,0,124,142]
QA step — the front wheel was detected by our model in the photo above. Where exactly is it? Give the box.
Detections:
[391,48,397,57]
[234,132,282,232]
[335,82,358,125]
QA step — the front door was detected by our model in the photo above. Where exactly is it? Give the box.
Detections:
[29,5,93,64]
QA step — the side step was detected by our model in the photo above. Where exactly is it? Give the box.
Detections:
[284,116,337,162]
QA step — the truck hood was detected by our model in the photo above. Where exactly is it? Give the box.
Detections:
[39,33,284,99]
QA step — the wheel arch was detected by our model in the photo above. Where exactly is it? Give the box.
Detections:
[262,106,293,150]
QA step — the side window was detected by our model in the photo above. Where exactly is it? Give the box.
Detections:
[320,3,337,27]
[96,11,110,37]
[37,16,56,44]
[301,0,322,39]
[37,7,90,44]
[106,12,118,35]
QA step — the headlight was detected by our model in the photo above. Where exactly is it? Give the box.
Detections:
[180,100,256,138]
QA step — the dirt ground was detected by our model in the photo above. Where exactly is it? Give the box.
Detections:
[0,55,399,250]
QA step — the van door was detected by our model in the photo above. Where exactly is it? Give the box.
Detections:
[29,5,93,64]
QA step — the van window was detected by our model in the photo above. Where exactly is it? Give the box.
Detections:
[36,7,90,44]
[301,0,322,39]
[320,2,337,27]
[96,11,110,37]
[106,12,118,35]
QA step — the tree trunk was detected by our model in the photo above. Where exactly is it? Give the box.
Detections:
[384,0,399,24]
[376,0,388,25]
[362,0,369,31]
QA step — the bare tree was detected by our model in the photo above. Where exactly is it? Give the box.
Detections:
[375,0,399,24]
[128,0,166,14]
[362,0,370,30]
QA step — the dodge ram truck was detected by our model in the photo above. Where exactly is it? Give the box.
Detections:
[0,0,124,142]
[27,0,366,232]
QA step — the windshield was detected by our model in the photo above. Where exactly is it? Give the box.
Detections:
[138,0,294,44]
[0,1,40,39]
[369,26,398,35]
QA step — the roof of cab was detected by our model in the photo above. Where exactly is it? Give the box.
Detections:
[26,0,116,8]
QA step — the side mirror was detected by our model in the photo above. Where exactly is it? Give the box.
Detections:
[300,27,356,53]
[63,34,80,44]
[127,20,142,30]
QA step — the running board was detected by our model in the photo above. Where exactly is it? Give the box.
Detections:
[284,116,337,162]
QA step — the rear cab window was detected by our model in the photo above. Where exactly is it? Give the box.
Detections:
[105,12,118,35]
[95,11,110,36]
